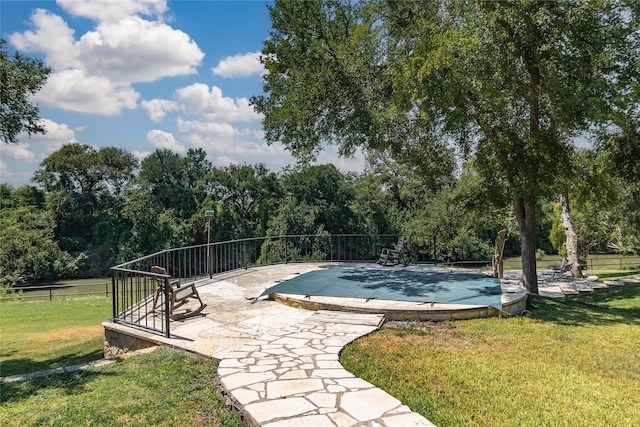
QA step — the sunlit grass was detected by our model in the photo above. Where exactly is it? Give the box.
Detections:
[0,296,112,377]
[0,348,245,427]
[341,285,640,427]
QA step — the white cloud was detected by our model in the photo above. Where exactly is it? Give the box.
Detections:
[58,0,168,23]
[141,99,180,122]
[8,6,203,115]
[132,150,152,161]
[147,130,186,154]
[175,84,260,122]
[214,156,239,167]
[28,118,79,154]
[0,143,37,163]
[8,8,79,70]
[77,16,203,83]
[35,69,139,115]
[180,122,295,171]
[212,51,266,78]
[0,119,77,186]
[176,118,238,138]
[315,146,366,173]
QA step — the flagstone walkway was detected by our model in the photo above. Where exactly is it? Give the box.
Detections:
[218,310,435,427]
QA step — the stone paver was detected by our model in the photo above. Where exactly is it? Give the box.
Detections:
[217,310,435,427]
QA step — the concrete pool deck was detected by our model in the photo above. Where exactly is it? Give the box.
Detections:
[102,263,528,426]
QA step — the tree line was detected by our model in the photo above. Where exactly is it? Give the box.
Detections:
[2,2,638,293]
[1,142,637,287]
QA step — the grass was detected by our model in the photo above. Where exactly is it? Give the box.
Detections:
[0,347,245,427]
[341,284,640,427]
[1,296,112,377]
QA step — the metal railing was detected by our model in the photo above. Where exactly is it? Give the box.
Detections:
[109,234,640,337]
[110,234,440,337]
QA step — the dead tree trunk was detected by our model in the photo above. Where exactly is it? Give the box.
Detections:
[560,194,583,277]
[492,228,507,279]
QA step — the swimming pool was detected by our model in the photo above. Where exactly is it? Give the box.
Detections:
[258,265,504,310]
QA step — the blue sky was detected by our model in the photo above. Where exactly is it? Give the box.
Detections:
[1,0,364,187]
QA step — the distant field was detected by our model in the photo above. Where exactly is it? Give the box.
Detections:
[2,278,111,301]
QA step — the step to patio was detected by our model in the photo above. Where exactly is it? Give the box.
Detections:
[620,278,640,285]
[573,281,596,293]
[557,282,580,295]
[588,281,609,290]
[603,280,625,287]
[538,286,565,298]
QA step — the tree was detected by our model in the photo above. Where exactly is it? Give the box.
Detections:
[253,0,639,293]
[282,164,357,234]
[207,164,281,238]
[0,39,51,144]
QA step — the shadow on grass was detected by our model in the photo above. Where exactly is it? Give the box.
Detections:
[527,285,640,327]
[0,367,117,404]
[1,349,105,378]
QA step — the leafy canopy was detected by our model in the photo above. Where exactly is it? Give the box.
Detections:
[0,39,51,144]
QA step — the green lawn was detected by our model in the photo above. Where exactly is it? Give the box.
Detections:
[1,296,112,377]
[341,284,640,427]
[0,347,245,427]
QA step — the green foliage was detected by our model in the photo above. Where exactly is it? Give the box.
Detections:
[0,205,78,286]
[255,0,639,292]
[0,39,51,144]
[207,163,281,238]
[281,164,357,234]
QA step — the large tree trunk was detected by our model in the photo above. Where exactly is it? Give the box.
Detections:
[560,194,583,277]
[492,228,507,279]
[514,198,539,294]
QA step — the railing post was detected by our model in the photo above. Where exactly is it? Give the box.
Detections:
[111,273,117,319]
[244,241,248,269]
[433,234,437,265]
[164,277,171,338]
[284,236,288,264]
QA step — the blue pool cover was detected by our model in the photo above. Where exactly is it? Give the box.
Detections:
[259,267,502,309]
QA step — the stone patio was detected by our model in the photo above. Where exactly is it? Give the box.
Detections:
[502,270,640,298]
